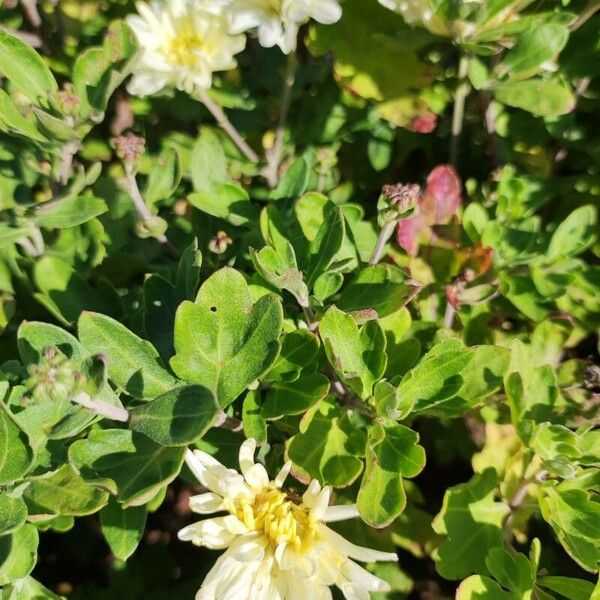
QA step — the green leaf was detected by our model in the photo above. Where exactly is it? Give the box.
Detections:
[456,575,518,600]
[485,547,535,595]
[190,128,228,192]
[308,0,436,127]
[188,183,258,226]
[313,271,344,302]
[100,498,147,561]
[175,239,203,301]
[505,362,560,443]
[286,398,364,487]
[0,29,58,108]
[129,384,219,446]
[501,24,569,79]
[307,206,345,287]
[0,223,29,249]
[263,329,320,383]
[144,147,181,205]
[0,575,64,599]
[171,268,283,407]
[30,196,108,229]
[23,465,108,517]
[242,389,267,446]
[547,205,597,261]
[337,264,418,318]
[270,157,310,201]
[400,340,510,417]
[0,90,47,142]
[0,524,39,586]
[539,486,600,572]
[78,312,179,400]
[72,20,134,118]
[539,576,596,600]
[0,493,27,536]
[143,275,177,361]
[69,429,185,508]
[262,373,330,419]
[251,244,309,307]
[494,79,575,117]
[0,399,34,484]
[432,469,510,580]
[31,107,79,142]
[33,256,111,326]
[319,305,386,400]
[357,423,425,527]
[371,379,414,420]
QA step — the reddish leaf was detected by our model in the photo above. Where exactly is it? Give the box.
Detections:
[396,215,427,256]
[420,165,462,225]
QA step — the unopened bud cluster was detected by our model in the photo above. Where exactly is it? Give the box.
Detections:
[379,182,421,225]
[24,347,80,404]
[112,132,146,166]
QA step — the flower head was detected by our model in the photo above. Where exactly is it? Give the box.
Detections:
[126,0,245,96]
[179,438,397,599]
[226,0,342,54]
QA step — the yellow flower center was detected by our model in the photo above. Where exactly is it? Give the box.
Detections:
[230,488,317,552]
[166,29,203,67]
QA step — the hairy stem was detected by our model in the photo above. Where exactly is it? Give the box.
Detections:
[570,0,600,31]
[58,141,80,187]
[449,54,470,166]
[264,53,298,187]
[72,392,130,422]
[124,169,178,256]
[20,0,42,28]
[443,302,456,329]
[197,89,259,163]
[369,220,396,265]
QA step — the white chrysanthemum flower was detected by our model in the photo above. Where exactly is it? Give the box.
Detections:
[125,0,246,96]
[226,0,342,54]
[178,438,397,599]
[377,0,450,36]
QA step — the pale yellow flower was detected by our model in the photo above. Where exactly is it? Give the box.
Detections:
[226,0,343,54]
[178,438,397,599]
[125,0,245,96]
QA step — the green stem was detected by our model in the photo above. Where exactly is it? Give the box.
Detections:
[449,54,470,166]
[264,52,298,188]
[570,0,600,31]
[197,89,259,163]
[369,220,396,265]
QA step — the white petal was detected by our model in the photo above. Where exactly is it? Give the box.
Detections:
[189,492,224,514]
[228,6,263,33]
[309,0,342,24]
[185,448,222,487]
[126,73,169,96]
[257,18,284,49]
[309,485,331,520]
[239,438,270,489]
[177,515,247,548]
[319,525,398,563]
[302,479,321,506]
[196,544,247,599]
[342,559,391,592]
[274,461,291,488]
[322,504,360,523]
[230,533,268,562]
[238,438,257,473]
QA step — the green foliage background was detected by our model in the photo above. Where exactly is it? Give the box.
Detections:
[0,0,599,598]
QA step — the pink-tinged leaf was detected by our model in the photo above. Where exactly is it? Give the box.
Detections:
[420,165,462,225]
[409,111,437,134]
[396,215,427,256]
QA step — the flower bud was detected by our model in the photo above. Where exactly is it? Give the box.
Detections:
[112,132,145,169]
[209,231,233,255]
